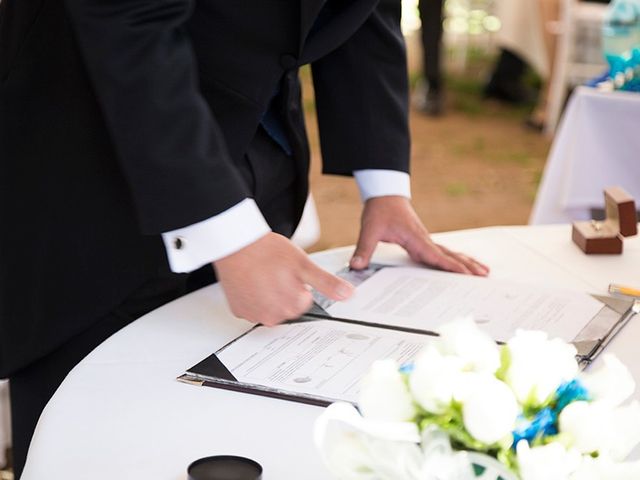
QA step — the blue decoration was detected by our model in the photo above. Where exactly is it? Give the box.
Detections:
[399,363,415,375]
[512,408,558,446]
[511,379,593,448]
[554,379,591,412]
[595,0,640,91]
[586,69,612,88]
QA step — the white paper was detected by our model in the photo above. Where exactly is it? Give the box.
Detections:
[217,320,430,403]
[327,267,603,342]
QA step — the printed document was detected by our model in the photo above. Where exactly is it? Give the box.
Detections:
[326,267,603,342]
[217,320,430,403]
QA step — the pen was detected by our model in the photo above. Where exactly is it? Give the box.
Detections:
[609,283,640,298]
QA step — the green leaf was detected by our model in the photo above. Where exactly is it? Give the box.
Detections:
[496,346,511,382]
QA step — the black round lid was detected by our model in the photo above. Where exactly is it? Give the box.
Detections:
[187,455,263,480]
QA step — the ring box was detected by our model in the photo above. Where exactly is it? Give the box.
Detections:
[572,186,638,254]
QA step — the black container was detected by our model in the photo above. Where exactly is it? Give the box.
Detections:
[187,455,263,480]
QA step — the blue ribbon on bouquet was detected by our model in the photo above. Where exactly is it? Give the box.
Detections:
[511,379,591,447]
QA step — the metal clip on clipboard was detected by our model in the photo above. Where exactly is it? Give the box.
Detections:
[573,297,640,367]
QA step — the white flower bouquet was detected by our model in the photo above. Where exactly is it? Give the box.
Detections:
[314,318,640,480]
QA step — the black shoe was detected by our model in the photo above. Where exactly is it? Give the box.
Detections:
[524,116,545,133]
[414,87,444,116]
[484,79,536,105]
[484,48,536,105]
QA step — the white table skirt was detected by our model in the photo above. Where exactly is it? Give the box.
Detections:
[22,225,640,480]
[0,380,9,467]
[531,87,640,224]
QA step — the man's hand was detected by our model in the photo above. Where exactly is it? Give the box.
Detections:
[349,196,489,276]
[213,232,354,326]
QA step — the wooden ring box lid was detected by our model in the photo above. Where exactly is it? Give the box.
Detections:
[572,186,638,254]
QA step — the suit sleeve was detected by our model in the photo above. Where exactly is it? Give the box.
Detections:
[63,0,250,234]
[311,0,410,176]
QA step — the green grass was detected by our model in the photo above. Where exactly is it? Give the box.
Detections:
[444,70,537,119]
[445,182,470,197]
[493,150,532,166]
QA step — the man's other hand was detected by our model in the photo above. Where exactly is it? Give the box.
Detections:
[214,233,354,326]
[349,196,489,276]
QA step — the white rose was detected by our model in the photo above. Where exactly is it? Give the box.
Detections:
[604,461,640,480]
[460,374,519,445]
[558,401,610,454]
[582,354,635,407]
[409,345,465,414]
[436,316,501,374]
[570,455,640,480]
[605,400,640,461]
[568,456,599,480]
[516,440,581,480]
[418,426,478,480]
[359,359,417,422]
[318,426,375,480]
[314,402,423,480]
[505,330,579,406]
[559,400,640,461]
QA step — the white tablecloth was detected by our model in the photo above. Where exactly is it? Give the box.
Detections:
[531,87,640,224]
[22,225,640,480]
[0,380,8,467]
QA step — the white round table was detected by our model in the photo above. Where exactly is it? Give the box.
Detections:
[22,225,640,480]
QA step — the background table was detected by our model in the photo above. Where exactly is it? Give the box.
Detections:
[531,87,640,224]
[23,225,640,480]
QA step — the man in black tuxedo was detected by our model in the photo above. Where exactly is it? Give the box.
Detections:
[0,0,488,476]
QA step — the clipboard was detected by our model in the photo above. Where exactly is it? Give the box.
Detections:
[178,296,638,407]
[178,312,439,407]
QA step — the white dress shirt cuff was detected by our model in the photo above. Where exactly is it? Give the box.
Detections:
[161,198,271,273]
[353,169,411,202]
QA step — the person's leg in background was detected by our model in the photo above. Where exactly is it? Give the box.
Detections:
[527,0,561,130]
[416,0,445,115]
[527,0,610,132]
[9,273,185,478]
[484,48,536,104]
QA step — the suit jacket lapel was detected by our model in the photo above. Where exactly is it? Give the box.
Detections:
[299,0,327,56]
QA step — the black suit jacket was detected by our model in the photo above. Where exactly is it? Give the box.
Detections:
[0,0,410,376]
